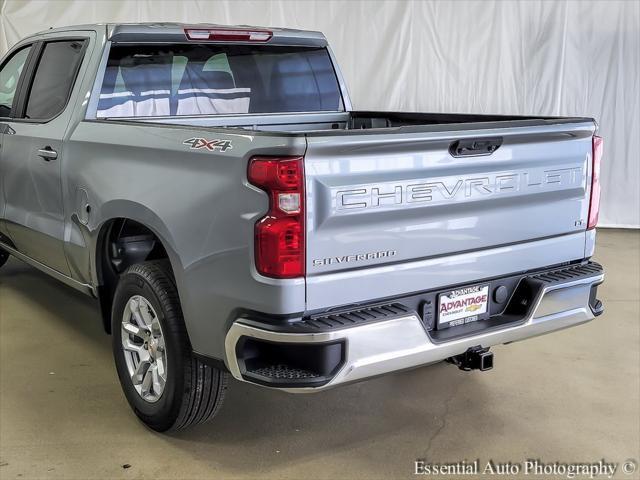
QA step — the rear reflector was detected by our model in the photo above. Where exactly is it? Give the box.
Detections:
[185,28,272,42]
[248,157,305,278]
[587,135,603,230]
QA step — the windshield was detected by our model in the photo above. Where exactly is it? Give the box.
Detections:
[97,44,344,118]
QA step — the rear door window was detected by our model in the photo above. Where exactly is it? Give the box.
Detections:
[97,44,344,117]
[25,40,86,120]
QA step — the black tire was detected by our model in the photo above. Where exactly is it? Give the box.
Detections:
[111,260,227,432]
[0,248,8,269]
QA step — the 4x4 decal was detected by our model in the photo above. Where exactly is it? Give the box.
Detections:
[183,137,233,152]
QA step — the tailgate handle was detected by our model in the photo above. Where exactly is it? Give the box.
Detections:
[449,137,502,157]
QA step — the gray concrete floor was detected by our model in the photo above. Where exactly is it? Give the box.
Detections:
[0,229,638,480]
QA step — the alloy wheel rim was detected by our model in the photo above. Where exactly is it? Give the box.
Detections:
[121,295,167,403]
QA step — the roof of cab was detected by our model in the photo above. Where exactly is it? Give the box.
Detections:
[33,22,327,47]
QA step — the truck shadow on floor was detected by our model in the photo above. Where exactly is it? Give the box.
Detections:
[0,258,109,352]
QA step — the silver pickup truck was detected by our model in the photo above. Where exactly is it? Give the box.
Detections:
[0,23,605,431]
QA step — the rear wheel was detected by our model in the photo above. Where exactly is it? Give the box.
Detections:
[0,248,8,269]
[111,260,227,431]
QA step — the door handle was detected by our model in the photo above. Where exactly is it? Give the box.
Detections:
[38,146,58,161]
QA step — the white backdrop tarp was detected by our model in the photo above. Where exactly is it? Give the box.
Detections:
[1,0,638,228]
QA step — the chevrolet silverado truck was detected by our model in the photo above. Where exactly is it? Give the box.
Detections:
[0,23,605,432]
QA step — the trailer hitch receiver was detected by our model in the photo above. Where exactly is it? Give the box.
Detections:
[447,345,493,371]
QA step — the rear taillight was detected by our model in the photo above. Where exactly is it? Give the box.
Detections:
[588,135,603,229]
[248,156,305,278]
[184,28,272,42]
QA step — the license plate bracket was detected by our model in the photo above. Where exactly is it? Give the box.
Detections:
[437,284,490,329]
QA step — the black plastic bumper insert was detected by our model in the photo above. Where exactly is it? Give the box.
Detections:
[236,337,345,388]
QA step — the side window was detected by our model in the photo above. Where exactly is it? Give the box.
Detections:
[25,40,85,120]
[0,46,32,118]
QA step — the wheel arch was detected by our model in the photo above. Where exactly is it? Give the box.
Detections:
[93,206,182,334]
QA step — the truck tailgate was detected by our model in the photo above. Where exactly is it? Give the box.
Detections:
[304,121,596,311]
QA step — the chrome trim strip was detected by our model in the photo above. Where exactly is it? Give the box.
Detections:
[225,272,604,392]
[0,242,97,297]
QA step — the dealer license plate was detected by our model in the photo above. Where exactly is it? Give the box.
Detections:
[438,284,490,329]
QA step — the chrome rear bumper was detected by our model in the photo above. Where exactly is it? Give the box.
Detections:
[225,263,604,392]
